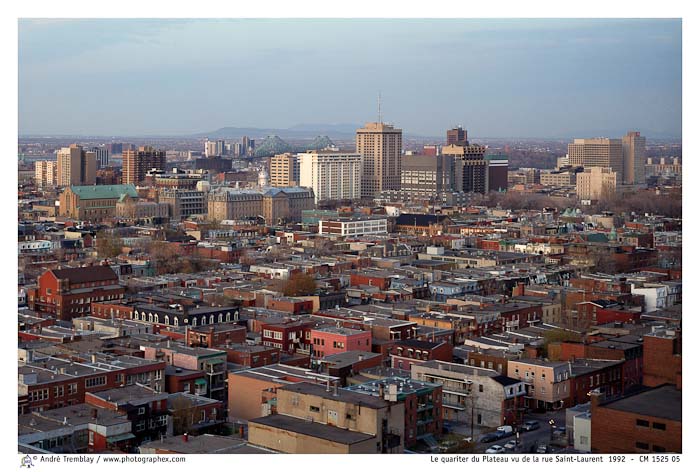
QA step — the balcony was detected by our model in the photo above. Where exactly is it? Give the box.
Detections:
[417,402,434,413]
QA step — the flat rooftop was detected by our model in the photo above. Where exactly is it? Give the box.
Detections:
[600,385,681,422]
[250,414,375,445]
[278,381,389,409]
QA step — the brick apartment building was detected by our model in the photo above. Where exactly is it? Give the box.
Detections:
[85,385,169,446]
[27,266,125,321]
[19,356,166,414]
[186,323,247,348]
[590,386,681,453]
[310,326,372,359]
[389,339,454,371]
[260,318,315,353]
[345,376,443,448]
[222,343,281,367]
[642,328,682,388]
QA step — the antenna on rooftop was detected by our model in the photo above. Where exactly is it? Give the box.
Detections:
[378,92,382,124]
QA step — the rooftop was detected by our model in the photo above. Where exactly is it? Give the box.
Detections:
[599,385,681,422]
[250,414,375,445]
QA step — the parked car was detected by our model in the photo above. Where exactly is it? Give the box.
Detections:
[503,440,518,451]
[523,420,540,431]
[497,425,514,436]
[485,445,506,454]
[479,432,502,443]
[536,444,549,453]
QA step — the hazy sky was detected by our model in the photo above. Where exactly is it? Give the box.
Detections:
[18,19,682,138]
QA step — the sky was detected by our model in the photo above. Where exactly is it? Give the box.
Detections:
[18,18,682,138]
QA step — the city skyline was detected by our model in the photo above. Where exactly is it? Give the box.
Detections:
[19,19,681,139]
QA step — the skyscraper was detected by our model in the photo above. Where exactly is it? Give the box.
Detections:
[35,160,57,188]
[622,131,646,184]
[356,122,402,198]
[122,146,167,185]
[89,146,109,169]
[298,150,362,203]
[568,138,624,177]
[446,126,468,146]
[204,139,226,157]
[56,144,96,186]
[443,143,488,194]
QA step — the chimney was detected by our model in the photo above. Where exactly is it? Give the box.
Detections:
[183,432,189,442]
[333,382,339,397]
[589,389,603,409]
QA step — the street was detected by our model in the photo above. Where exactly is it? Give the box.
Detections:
[471,409,569,454]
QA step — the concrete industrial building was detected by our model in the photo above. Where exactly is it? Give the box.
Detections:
[298,150,362,203]
[356,122,402,198]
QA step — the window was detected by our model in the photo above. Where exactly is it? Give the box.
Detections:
[636,419,650,428]
[53,386,64,397]
[635,442,649,451]
[68,383,78,395]
[85,376,107,388]
[136,421,146,432]
[88,431,94,445]
[579,436,589,445]
[138,407,146,415]
[478,384,484,393]
[652,422,666,431]
[309,406,320,413]
[652,445,666,453]
[477,414,482,424]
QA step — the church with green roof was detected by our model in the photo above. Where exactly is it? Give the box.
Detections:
[59,184,138,221]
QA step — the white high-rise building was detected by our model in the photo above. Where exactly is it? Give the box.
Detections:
[204,139,226,157]
[298,150,363,203]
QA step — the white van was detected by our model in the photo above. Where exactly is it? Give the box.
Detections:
[496,425,514,435]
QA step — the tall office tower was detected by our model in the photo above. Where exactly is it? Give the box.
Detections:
[400,154,455,199]
[82,151,97,185]
[576,167,618,200]
[446,126,468,146]
[356,122,402,198]
[567,138,624,177]
[270,153,300,187]
[89,146,110,169]
[486,154,509,192]
[622,131,646,184]
[122,146,167,185]
[442,143,488,193]
[298,150,362,203]
[35,161,57,188]
[242,136,255,156]
[233,143,243,157]
[56,144,96,186]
